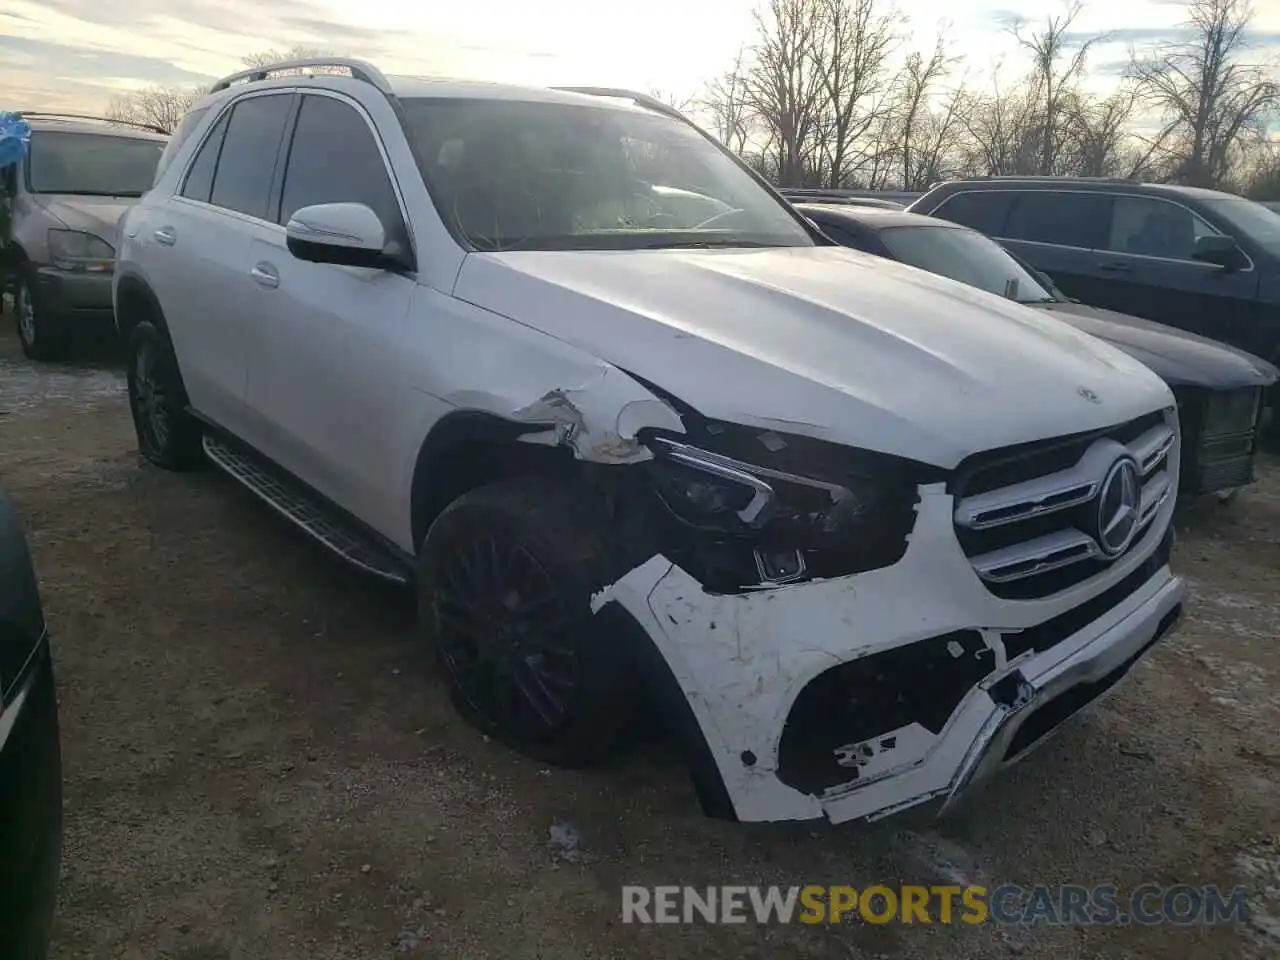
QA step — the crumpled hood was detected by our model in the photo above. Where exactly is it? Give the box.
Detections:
[454,245,1173,468]
[1034,300,1279,390]
[33,195,136,245]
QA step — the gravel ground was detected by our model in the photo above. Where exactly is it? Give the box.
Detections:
[0,322,1276,960]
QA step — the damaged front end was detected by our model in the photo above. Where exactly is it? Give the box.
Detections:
[581,405,1186,824]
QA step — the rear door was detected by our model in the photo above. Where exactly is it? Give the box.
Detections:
[150,92,293,438]
[1090,194,1260,348]
[997,190,1112,304]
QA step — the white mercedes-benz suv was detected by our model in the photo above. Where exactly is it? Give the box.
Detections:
[114,58,1186,824]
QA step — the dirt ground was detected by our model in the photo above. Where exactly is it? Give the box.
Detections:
[0,321,1277,960]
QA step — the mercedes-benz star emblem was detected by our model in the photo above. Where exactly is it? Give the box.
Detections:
[1096,457,1141,557]
[1078,386,1101,403]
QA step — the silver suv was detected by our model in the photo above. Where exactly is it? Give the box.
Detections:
[0,114,167,361]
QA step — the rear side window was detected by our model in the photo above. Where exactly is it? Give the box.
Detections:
[153,106,208,187]
[1004,191,1111,249]
[277,94,402,232]
[930,191,1014,236]
[207,93,293,220]
[180,111,229,203]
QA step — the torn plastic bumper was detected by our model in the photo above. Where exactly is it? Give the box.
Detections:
[593,483,1186,824]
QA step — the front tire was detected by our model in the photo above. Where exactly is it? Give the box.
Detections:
[127,321,204,470]
[418,477,639,767]
[15,274,72,362]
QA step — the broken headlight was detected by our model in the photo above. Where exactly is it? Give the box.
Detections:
[640,426,931,588]
[646,436,879,549]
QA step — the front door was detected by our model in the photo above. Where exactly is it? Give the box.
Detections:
[1087,194,1260,353]
[243,91,417,537]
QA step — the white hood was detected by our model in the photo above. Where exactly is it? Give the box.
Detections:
[453,244,1173,468]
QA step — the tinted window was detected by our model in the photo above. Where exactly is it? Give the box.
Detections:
[1107,196,1218,260]
[1201,197,1280,257]
[208,94,292,219]
[398,97,812,251]
[930,191,1014,236]
[154,107,208,186]
[879,225,1055,303]
[180,112,228,204]
[279,95,401,231]
[26,131,165,197]
[1005,191,1110,248]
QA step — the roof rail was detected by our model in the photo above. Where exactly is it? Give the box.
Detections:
[983,174,1140,183]
[551,86,687,123]
[209,57,393,95]
[16,112,168,135]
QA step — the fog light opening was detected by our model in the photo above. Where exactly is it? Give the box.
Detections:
[754,548,806,584]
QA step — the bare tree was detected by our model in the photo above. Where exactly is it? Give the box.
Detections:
[241,45,345,76]
[1063,85,1140,176]
[106,84,207,133]
[702,48,754,154]
[1130,0,1280,187]
[957,65,1044,176]
[745,0,829,185]
[883,40,967,189]
[811,0,902,188]
[1008,1,1104,174]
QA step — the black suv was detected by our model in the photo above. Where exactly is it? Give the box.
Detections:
[906,178,1280,387]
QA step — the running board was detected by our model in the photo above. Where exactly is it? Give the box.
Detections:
[202,435,412,585]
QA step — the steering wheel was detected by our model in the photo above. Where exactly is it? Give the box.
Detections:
[693,207,748,230]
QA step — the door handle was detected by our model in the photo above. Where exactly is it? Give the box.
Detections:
[250,262,279,289]
[153,227,176,246]
[1097,260,1131,273]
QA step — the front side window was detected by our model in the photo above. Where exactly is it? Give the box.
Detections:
[207,94,293,220]
[1107,196,1218,261]
[1004,191,1111,249]
[397,97,814,251]
[1200,197,1280,258]
[25,131,165,197]
[879,224,1056,303]
[278,94,402,234]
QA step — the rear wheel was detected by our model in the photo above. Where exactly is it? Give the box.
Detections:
[15,274,71,362]
[127,321,204,470]
[418,476,638,767]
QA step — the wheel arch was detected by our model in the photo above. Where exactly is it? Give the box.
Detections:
[408,409,580,551]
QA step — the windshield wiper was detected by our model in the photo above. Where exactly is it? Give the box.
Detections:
[1016,296,1064,304]
[630,238,782,250]
[39,189,143,198]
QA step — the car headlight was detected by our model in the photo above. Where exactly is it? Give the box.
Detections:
[639,425,933,588]
[47,229,115,272]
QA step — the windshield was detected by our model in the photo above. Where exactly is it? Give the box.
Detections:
[878,224,1056,303]
[1202,197,1280,257]
[26,130,165,197]
[398,97,813,252]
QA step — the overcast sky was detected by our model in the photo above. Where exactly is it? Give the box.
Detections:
[2,0,1279,112]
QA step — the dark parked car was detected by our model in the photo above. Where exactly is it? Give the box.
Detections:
[905,178,1280,406]
[798,202,1278,498]
[0,486,61,959]
[777,188,905,209]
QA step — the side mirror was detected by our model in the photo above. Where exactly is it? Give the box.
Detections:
[1191,234,1245,271]
[285,202,398,269]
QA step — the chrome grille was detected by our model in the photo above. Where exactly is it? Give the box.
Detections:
[953,411,1177,599]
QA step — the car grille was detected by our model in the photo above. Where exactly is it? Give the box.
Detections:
[951,409,1176,599]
